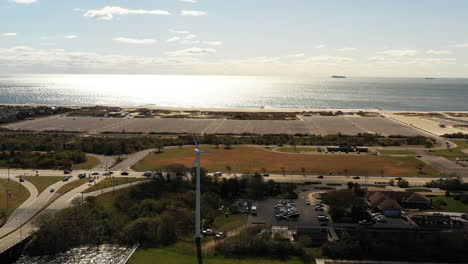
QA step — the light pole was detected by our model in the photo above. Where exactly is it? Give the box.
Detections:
[80,192,84,205]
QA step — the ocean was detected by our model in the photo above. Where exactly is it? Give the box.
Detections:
[0,74,467,111]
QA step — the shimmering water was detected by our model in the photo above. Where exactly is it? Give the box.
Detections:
[14,244,136,264]
[1,74,468,111]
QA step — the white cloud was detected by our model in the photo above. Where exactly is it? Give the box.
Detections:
[81,6,170,20]
[3,33,17,37]
[337,47,357,52]
[426,50,452,55]
[204,41,223,46]
[180,10,206,16]
[454,43,468,48]
[287,53,305,58]
[377,49,418,57]
[185,34,197,40]
[166,47,216,57]
[170,29,190,34]
[9,0,37,4]
[113,37,157,45]
[65,35,78,39]
[180,0,197,3]
[315,44,325,49]
[167,37,180,43]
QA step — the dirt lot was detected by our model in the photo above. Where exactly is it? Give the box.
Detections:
[3,115,426,136]
[132,146,440,177]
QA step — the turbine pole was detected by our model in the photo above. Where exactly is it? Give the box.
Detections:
[195,147,203,264]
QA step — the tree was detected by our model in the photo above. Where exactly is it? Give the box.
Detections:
[155,143,164,153]
[280,167,286,177]
[226,165,232,175]
[347,182,355,189]
[397,179,409,188]
[301,167,306,177]
[344,168,349,177]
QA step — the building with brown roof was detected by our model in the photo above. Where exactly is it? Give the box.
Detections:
[367,191,431,217]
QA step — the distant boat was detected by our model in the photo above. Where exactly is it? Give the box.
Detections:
[425,77,436,80]
[332,75,347,79]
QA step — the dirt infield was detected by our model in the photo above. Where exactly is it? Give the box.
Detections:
[2,115,427,136]
[132,146,441,177]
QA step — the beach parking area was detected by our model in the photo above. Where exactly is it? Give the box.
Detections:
[2,114,428,136]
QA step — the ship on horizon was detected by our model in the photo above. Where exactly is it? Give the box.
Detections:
[332,75,347,79]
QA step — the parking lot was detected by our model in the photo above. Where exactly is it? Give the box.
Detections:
[248,187,330,228]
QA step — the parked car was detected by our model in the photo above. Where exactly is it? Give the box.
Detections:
[121,171,129,176]
[315,207,324,211]
[92,172,99,176]
[213,172,223,177]
[353,176,361,179]
[215,232,227,239]
[317,215,329,222]
[202,229,216,236]
[103,172,111,176]
[358,220,373,225]
[143,171,153,177]
[262,173,270,177]
[395,177,403,180]
[305,199,310,205]
[77,173,86,179]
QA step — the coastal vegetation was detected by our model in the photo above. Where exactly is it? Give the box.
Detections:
[0,133,434,155]
[0,106,72,125]
[24,172,295,257]
[133,146,440,177]
[0,151,87,170]
[427,140,468,160]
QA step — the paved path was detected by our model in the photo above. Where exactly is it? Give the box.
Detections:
[87,154,117,170]
[202,223,250,251]
[111,148,155,171]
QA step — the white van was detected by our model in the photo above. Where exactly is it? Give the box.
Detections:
[251,206,257,216]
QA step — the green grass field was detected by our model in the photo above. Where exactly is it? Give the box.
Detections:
[0,179,31,221]
[427,140,468,160]
[276,147,321,153]
[56,178,88,194]
[431,196,468,213]
[83,177,145,193]
[72,155,101,170]
[379,149,416,155]
[213,214,248,232]
[128,248,306,264]
[22,176,64,194]
[133,146,441,177]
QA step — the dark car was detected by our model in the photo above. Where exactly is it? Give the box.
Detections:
[121,172,129,176]
[353,176,361,179]
[92,172,99,176]
[64,170,71,174]
[317,175,324,179]
[262,173,270,177]
[395,177,403,180]
[50,188,55,193]
[19,178,25,182]
[62,177,69,182]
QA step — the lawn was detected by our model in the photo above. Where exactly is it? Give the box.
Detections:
[56,178,88,194]
[431,196,468,213]
[378,149,416,155]
[127,248,305,264]
[213,214,248,232]
[72,155,101,170]
[0,179,31,221]
[276,147,321,153]
[427,140,468,160]
[133,146,441,177]
[83,177,145,193]
[22,176,64,194]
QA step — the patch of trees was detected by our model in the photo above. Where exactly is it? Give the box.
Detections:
[0,133,434,155]
[0,151,86,170]
[215,228,308,261]
[323,227,468,262]
[425,178,468,191]
[442,133,468,139]
[322,187,368,222]
[25,171,294,256]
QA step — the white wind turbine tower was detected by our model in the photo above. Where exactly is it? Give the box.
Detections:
[193,135,216,264]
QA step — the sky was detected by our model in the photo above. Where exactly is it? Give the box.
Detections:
[1,0,468,77]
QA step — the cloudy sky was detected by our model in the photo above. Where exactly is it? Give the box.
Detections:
[1,0,468,77]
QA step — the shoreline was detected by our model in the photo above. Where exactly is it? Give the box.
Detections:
[2,103,468,114]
